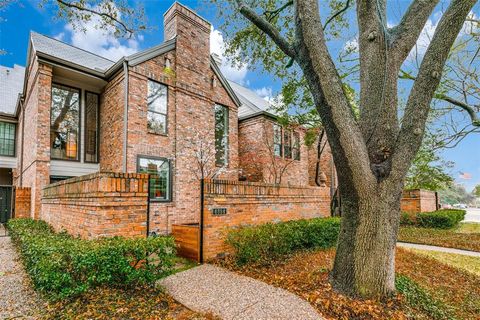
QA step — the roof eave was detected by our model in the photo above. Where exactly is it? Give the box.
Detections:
[210,57,242,107]
[239,110,277,122]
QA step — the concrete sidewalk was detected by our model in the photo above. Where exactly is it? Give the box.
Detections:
[158,264,322,320]
[397,242,480,257]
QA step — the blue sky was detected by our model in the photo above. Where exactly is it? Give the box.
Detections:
[0,0,478,191]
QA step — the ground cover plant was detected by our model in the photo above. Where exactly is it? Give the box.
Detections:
[398,223,480,252]
[217,248,480,319]
[7,218,177,300]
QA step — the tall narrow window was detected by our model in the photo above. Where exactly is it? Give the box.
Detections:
[284,130,292,159]
[85,92,99,163]
[0,122,15,156]
[215,104,229,166]
[273,124,282,157]
[292,131,300,160]
[138,156,171,201]
[147,80,168,134]
[50,84,80,160]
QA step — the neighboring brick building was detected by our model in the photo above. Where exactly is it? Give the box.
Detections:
[1,2,333,235]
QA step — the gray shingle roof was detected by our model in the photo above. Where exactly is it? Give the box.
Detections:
[0,64,25,115]
[30,32,115,72]
[227,80,276,119]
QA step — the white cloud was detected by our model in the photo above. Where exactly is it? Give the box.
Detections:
[343,37,358,53]
[210,28,248,84]
[254,86,273,100]
[57,5,141,61]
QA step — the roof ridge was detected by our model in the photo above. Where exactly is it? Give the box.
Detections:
[30,31,116,63]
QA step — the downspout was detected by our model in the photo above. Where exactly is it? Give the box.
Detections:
[199,178,205,263]
[122,61,129,173]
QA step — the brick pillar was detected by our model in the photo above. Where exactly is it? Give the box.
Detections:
[13,187,31,219]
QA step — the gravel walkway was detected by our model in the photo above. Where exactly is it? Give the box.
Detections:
[397,242,480,257]
[0,234,44,319]
[158,264,323,320]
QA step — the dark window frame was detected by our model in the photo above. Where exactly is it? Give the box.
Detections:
[214,104,229,167]
[50,82,82,162]
[147,79,169,136]
[0,121,16,157]
[84,91,100,164]
[273,123,283,157]
[136,155,173,202]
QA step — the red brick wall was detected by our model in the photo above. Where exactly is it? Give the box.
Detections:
[238,116,309,185]
[401,189,438,213]
[15,53,52,219]
[41,173,148,239]
[13,187,31,219]
[201,179,331,260]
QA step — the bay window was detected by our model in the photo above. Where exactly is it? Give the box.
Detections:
[215,104,229,166]
[137,156,171,201]
[50,84,80,160]
[147,80,168,134]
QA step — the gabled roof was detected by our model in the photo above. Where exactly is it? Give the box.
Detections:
[0,64,25,116]
[30,32,115,72]
[227,80,277,120]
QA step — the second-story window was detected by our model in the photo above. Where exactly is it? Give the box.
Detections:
[85,92,99,163]
[284,130,292,159]
[51,84,80,161]
[0,121,15,157]
[292,132,300,161]
[147,80,168,135]
[215,104,229,166]
[273,124,282,157]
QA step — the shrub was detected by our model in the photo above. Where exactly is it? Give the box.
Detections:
[396,275,455,320]
[417,209,466,229]
[400,212,417,226]
[7,218,177,300]
[226,217,340,265]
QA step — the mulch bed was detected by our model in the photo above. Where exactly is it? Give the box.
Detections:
[217,248,480,320]
[41,286,217,320]
[398,226,480,252]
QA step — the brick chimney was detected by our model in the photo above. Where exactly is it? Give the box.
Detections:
[164,2,212,92]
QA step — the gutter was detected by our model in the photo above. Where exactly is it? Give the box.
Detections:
[19,97,25,186]
[122,61,129,173]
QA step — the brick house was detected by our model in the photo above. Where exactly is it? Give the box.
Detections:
[0,3,334,235]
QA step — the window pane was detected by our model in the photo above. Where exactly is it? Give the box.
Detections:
[273,124,282,157]
[50,84,80,160]
[293,132,300,160]
[85,92,99,162]
[0,122,15,156]
[147,81,167,114]
[215,104,229,166]
[138,157,171,201]
[284,131,292,159]
[147,112,167,134]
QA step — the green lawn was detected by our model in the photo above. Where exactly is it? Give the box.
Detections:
[398,223,480,252]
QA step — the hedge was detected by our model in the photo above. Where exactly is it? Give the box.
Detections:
[7,218,177,300]
[226,217,340,265]
[400,209,466,229]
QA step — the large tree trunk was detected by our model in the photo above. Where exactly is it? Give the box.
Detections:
[330,177,403,298]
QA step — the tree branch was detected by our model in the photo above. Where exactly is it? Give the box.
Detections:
[390,0,440,63]
[236,1,296,58]
[323,0,351,29]
[263,0,293,23]
[56,0,135,37]
[391,0,478,180]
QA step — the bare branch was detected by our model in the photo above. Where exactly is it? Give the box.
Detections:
[390,0,440,63]
[236,1,296,58]
[391,0,478,180]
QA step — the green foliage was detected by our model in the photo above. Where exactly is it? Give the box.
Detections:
[400,212,417,226]
[416,209,466,229]
[226,217,340,265]
[7,219,177,300]
[439,184,475,205]
[405,133,453,191]
[473,185,480,197]
[396,275,455,320]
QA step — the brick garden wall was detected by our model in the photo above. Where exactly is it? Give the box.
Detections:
[401,189,438,213]
[13,187,31,219]
[41,172,148,239]
[200,179,331,260]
